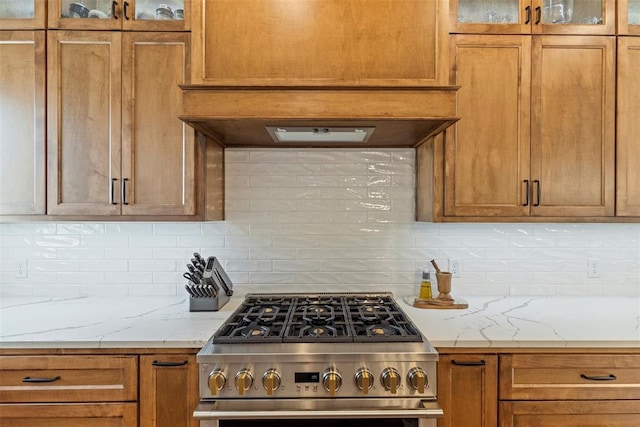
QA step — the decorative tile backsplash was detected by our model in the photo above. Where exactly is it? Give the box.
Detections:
[1,149,639,297]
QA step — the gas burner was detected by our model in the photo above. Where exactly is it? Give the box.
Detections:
[300,325,337,338]
[366,323,404,337]
[254,296,285,305]
[302,305,335,325]
[351,296,385,305]
[233,323,272,338]
[358,305,393,323]
[243,305,280,323]
[301,296,336,305]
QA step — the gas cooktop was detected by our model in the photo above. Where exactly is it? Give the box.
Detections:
[212,292,422,344]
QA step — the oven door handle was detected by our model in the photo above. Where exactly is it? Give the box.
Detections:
[194,399,443,420]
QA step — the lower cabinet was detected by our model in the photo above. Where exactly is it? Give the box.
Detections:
[140,354,199,427]
[437,351,640,427]
[0,351,200,427]
[437,354,498,427]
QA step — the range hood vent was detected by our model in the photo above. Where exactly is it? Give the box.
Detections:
[179,86,459,148]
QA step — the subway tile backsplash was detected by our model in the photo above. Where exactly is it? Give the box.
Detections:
[1,149,639,297]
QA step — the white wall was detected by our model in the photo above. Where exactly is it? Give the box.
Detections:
[1,149,639,297]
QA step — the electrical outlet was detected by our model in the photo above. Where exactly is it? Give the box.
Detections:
[16,259,27,278]
[587,258,600,278]
[449,259,461,278]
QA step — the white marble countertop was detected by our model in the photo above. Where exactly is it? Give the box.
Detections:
[1,294,639,350]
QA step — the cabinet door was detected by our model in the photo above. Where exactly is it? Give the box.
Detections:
[47,31,123,215]
[123,0,190,31]
[619,0,640,35]
[140,354,199,427]
[450,0,533,34]
[530,35,615,217]
[533,0,616,35]
[0,403,138,426]
[0,0,47,29]
[0,31,46,215]
[445,35,531,217]
[617,37,640,216]
[49,0,123,30]
[121,32,196,216]
[499,401,640,427]
[438,355,498,427]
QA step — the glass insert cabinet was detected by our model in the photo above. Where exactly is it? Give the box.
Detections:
[0,0,47,28]
[48,0,189,30]
[620,0,640,34]
[450,0,616,34]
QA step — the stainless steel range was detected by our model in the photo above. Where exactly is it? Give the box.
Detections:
[194,292,443,427]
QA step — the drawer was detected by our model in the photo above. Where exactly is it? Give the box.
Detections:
[500,354,640,400]
[0,402,138,426]
[0,355,138,403]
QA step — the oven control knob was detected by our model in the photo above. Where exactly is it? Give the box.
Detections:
[322,368,342,397]
[208,369,226,396]
[408,367,428,394]
[235,369,254,396]
[381,368,401,394]
[262,369,281,396]
[355,368,374,395]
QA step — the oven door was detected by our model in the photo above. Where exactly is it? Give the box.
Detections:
[194,398,443,427]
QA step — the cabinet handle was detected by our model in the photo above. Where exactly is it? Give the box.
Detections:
[525,6,531,24]
[535,6,541,24]
[523,180,530,206]
[581,374,617,381]
[533,180,541,206]
[122,178,129,205]
[451,360,486,366]
[110,178,118,205]
[112,1,119,20]
[152,360,189,367]
[123,1,130,20]
[23,376,61,383]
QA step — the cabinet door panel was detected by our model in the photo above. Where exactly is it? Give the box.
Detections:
[530,35,615,216]
[616,37,640,216]
[445,35,531,217]
[48,0,123,30]
[140,354,199,427]
[438,354,498,427]
[47,31,122,215]
[0,0,47,29]
[0,31,45,215]
[532,0,616,35]
[121,32,196,216]
[450,0,533,35]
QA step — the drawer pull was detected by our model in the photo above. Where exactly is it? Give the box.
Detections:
[22,375,61,383]
[452,360,486,366]
[581,374,617,381]
[152,360,188,367]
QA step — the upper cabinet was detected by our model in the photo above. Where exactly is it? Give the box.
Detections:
[0,0,47,29]
[619,0,640,35]
[191,0,450,86]
[48,0,190,31]
[450,0,615,35]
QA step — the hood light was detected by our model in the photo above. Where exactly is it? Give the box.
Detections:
[266,126,375,143]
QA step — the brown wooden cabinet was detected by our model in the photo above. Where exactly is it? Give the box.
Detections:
[616,37,640,216]
[140,354,199,427]
[619,0,640,35]
[450,0,615,35]
[191,0,449,86]
[0,0,47,30]
[0,354,138,426]
[438,354,498,427]
[49,0,190,31]
[442,33,615,219]
[498,353,640,426]
[47,30,196,217]
[0,30,46,215]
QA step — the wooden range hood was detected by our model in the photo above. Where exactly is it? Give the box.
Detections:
[179,85,460,148]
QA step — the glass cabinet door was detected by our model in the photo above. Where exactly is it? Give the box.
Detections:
[535,0,615,34]
[451,0,533,34]
[0,0,46,29]
[621,0,640,34]
[49,0,189,30]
